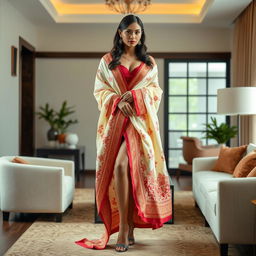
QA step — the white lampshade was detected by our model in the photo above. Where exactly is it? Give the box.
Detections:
[217,87,256,115]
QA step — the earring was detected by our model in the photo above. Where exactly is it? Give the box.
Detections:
[119,38,123,44]
[138,40,142,45]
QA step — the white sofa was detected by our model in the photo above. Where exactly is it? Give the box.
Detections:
[193,156,256,256]
[0,156,75,222]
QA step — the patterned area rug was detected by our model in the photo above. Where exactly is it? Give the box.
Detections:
[4,189,240,256]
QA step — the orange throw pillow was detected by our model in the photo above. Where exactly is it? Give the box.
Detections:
[12,157,30,164]
[233,151,256,177]
[247,166,256,177]
[212,145,247,174]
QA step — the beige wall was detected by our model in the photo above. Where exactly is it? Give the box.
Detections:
[0,2,232,165]
[35,58,99,167]
[36,23,231,52]
[35,24,231,169]
[0,0,38,156]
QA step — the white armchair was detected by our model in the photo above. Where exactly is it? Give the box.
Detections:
[0,156,75,222]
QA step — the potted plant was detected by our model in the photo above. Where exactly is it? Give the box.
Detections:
[55,100,78,143]
[202,117,238,145]
[36,103,59,141]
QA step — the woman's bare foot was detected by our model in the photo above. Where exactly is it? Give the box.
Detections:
[116,224,129,252]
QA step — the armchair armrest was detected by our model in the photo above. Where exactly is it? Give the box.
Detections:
[202,144,220,149]
[0,162,65,212]
[22,156,74,178]
[192,156,218,173]
[218,177,256,243]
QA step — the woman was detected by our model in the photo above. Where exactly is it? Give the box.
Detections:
[76,14,172,252]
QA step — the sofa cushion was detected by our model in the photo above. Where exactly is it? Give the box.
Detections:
[194,171,232,194]
[194,171,232,184]
[233,151,256,177]
[212,145,247,174]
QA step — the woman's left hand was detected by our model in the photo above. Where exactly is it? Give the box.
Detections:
[121,91,133,103]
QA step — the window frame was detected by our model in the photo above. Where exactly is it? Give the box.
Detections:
[164,55,231,173]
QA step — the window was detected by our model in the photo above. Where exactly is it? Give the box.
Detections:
[164,58,230,170]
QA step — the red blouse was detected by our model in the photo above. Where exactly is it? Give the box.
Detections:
[112,62,144,118]
[118,62,144,85]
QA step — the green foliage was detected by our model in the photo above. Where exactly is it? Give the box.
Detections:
[202,117,238,144]
[36,103,57,128]
[36,101,78,133]
[55,100,78,133]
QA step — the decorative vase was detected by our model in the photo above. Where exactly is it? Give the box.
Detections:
[58,133,67,144]
[65,133,79,148]
[47,127,59,141]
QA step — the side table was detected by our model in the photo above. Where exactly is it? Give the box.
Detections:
[36,146,85,182]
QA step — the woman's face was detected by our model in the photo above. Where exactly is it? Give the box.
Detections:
[119,22,142,48]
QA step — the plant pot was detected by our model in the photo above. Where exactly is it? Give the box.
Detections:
[58,133,66,144]
[47,127,59,141]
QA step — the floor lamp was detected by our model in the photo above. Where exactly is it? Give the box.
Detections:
[217,87,256,146]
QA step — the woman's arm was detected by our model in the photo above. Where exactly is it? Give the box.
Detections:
[94,58,121,116]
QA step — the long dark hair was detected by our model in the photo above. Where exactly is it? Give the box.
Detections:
[109,14,153,70]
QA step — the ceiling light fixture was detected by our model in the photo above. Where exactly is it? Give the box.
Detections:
[105,0,151,14]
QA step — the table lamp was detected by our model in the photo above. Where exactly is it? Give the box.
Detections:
[217,87,256,146]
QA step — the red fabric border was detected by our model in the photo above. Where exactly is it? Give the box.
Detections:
[131,89,141,116]
[124,131,172,229]
[75,116,129,250]
[131,89,147,116]
[111,97,121,115]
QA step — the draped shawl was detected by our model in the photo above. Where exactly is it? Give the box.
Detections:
[76,53,172,249]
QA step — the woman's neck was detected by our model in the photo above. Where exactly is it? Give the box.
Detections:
[123,46,136,57]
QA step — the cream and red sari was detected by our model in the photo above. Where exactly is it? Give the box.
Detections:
[76,53,172,250]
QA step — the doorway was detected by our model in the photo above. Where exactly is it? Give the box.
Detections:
[19,37,36,156]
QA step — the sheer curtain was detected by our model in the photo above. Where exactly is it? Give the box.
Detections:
[232,0,256,145]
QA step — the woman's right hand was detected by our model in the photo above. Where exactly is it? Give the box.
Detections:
[117,101,135,117]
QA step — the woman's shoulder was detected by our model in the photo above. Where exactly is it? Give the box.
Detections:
[101,52,112,65]
[148,55,157,67]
